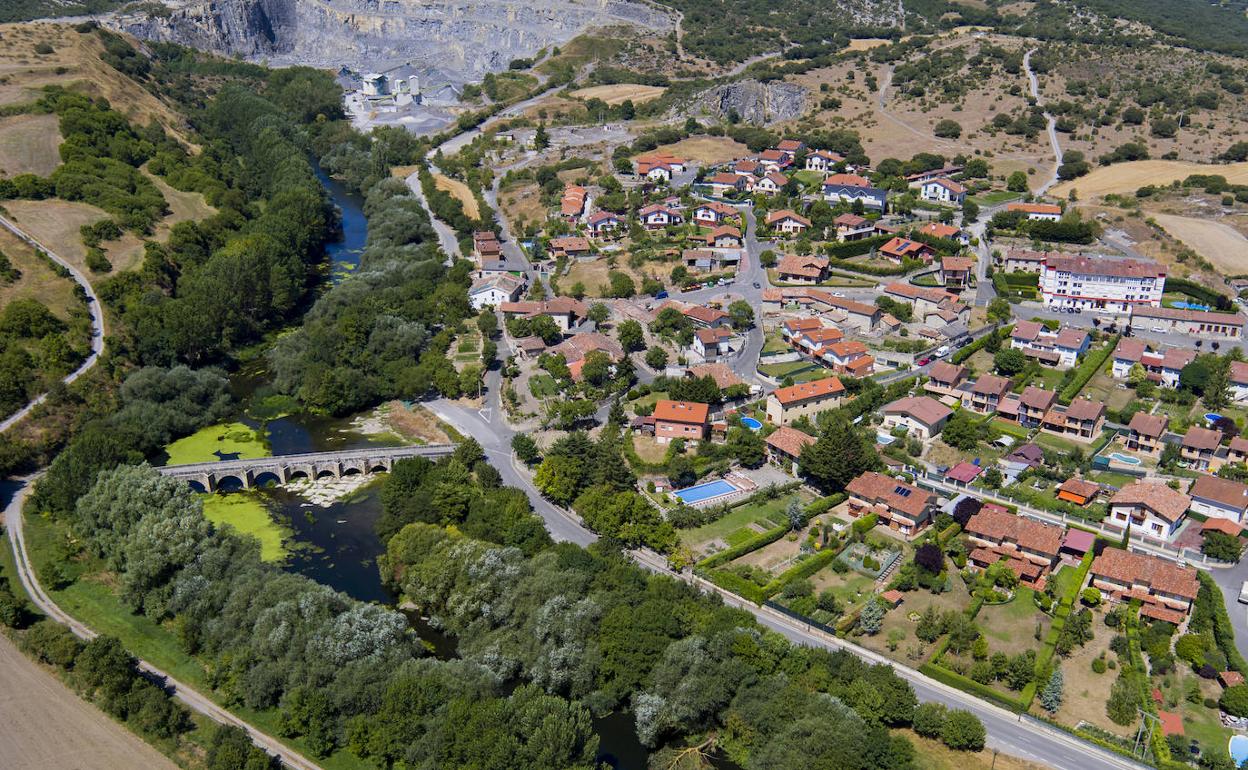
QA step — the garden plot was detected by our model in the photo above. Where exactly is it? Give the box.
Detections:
[1040,629,1125,736]
[857,576,976,665]
[976,588,1052,657]
[681,490,815,557]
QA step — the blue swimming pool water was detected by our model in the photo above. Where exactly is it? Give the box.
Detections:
[675,479,739,503]
[1173,301,1211,312]
[1208,413,1224,424]
[1108,452,1142,466]
[741,417,762,431]
[1229,735,1248,767]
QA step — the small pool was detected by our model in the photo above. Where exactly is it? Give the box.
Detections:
[1107,452,1142,466]
[674,479,740,504]
[877,433,897,445]
[1172,300,1211,312]
[741,417,762,431]
[1229,735,1248,767]
[1208,413,1224,424]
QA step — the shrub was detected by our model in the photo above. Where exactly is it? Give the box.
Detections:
[913,702,948,738]
[1221,684,1248,717]
[1092,657,1107,674]
[941,709,986,751]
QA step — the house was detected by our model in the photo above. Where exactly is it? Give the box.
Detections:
[761,289,882,332]
[834,213,875,241]
[1040,255,1165,314]
[1126,412,1168,456]
[767,210,811,235]
[1001,248,1046,274]
[805,149,845,172]
[732,159,761,176]
[791,327,846,360]
[636,152,686,181]
[781,317,825,340]
[500,297,588,332]
[919,221,969,246]
[653,400,709,443]
[1189,475,1248,525]
[686,362,744,391]
[681,304,730,330]
[765,376,846,426]
[775,254,829,283]
[946,462,983,485]
[823,341,874,376]
[473,231,502,260]
[1230,436,1248,465]
[755,171,789,195]
[638,204,683,230]
[1232,361,1248,403]
[881,396,953,441]
[965,505,1064,576]
[1041,397,1106,442]
[586,211,624,237]
[468,273,525,310]
[879,237,935,264]
[1108,481,1191,539]
[925,361,969,397]
[693,201,739,226]
[919,177,967,204]
[1007,202,1062,221]
[905,166,964,185]
[1057,478,1101,507]
[765,426,816,475]
[1113,340,1196,387]
[1016,386,1057,427]
[964,374,1013,414]
[1089,547,1199,615]
[882,283,966,320]
[940,256,974,289]
[758,148,793,171]
[1111,338,1148,379]
[706,225,744,250]
[1010,321,1090,368]
[1182,426,1224,472]
[692,326,733,360]
[822,173,888,211]
[548,236,592,259]
[706,172,747,196]
[845,471,935,536]
[512,335,547,359]
[550,331,623,364]
[1130,306,1244,339]
[775,138,806,157]
[561,185,588,220]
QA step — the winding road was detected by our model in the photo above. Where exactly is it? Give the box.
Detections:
[0,214,106,433]
[1024,48,1063,194]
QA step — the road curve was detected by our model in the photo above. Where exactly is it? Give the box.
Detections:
[3,477,326,770]
[1024,48,1063,194]
[0,214,106,434]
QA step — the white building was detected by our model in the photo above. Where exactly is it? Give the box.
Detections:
[362,73,389,97]
[1039,255,1165,314]
[919,178,966,204]
[468,273,524,310]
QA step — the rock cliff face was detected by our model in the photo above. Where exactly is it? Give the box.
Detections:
[687,80,809,126]
[114,0,670,79]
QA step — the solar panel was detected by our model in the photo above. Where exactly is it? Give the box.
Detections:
[894,486,912,497]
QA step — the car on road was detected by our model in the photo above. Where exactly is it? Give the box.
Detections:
[752,282,760,289]
[832,292,846,298]
[1239,581,1248,604]
[916,357,931,366]
[935,345,950,357]
[654,290,668,300]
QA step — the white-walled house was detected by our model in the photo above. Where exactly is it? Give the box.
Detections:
[919,178,966,204]
[1189,475,1248,525]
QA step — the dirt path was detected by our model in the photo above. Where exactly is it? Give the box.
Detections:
[0,632,178,770]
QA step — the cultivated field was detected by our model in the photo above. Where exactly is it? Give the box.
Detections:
[569,84,666,105]
[433,173,480,219]
[0,112,61,176]
[1149,213,1248,275]
[645,136,751,165]
[1052,161,1248,198]
[0,633,178,770]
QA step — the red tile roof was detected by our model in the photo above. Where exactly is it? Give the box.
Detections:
[765,425,816,458]
[846,471,932,519]
[771,376,845,406]
[1128,412,1168,438]
[653,400,709,425]
[1091,548,1198,600]
[1109,481,1191,523]
[965,506,1064,556]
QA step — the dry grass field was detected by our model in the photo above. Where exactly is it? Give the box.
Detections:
[0,112,61,176]
[1150,213,1248,274]
[433,173,480,219]
[0,633,178,770]
[0,226,83,321]
[846,38,891,51]
[1053,161,1248,198]
[569,83,666,105]
[644,136,751,165]
[499,180,546,235]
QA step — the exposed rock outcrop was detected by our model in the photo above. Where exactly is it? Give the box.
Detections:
[112,0,671,81]
[686,80,809,126]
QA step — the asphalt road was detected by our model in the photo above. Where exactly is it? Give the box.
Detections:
[405,169,462,259]
[0,214,106,433]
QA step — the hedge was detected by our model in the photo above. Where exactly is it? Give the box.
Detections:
[1028,549,1095,708]
[1165,276,1232,309]
[823,234,891,259]
[761,546,843,598]
[1058,334,1119,404]
[695,493,846,571]
[851,512,878,535]
[919,662,1030,713]
[1196,571,1248,674]
[951,325,1013,364]
[704,567,767,604]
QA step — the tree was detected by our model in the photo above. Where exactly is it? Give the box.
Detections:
[986,297,1011,324]
[1106,673,1141,725]
[1040,667,1064,713]
[644,346,668,370]
[799,413,881,493]
[1007,171,1029,192]
[587,303,609,325]
[982,467,1003,488]
[1222,684,1248,717]
[534,122,550,150]
[940,411,982,451]
[786,498,804,531]
[605,270,636,298]
[912,702,947,738]
[859,598,885,635]
[914,543,943,574]
[1127,362,1147,387]
[941,710,986,751]
[1081,587,1102,606]
[1181,357,1213,395]
[934,119,962,139]
[962,199,979,223]
[617,319,645,352]
[727,427,765,468]
[727,300,755,331]
[1204,358,1232,410]
[580,350,613,387]
[993,347,1027,376]
[1203,530,1243,561]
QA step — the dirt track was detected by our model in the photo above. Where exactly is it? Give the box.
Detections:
[0,633,178,769]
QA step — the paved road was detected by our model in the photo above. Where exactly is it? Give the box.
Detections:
[405,169,462,259]
[2,478,325,770]
[0,214,106,433]
[1024,48,1063,195]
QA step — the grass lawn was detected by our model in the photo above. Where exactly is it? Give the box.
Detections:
[976,588,1051,656]
[1034,431,1079,454]
[1088,470,1142,489]
[1026,366,1067,392]
[164,422,269,465]
[528,374,560,398]
[682,490,814,552]
[859,575,973,664]
[629,390,668,412]
[1048,564,1084,600]
[758,360,819,379]
[201,493,289,562]
[1173,676,1231,756]
[632,434,669,465]
[1042,629,1124,735]
[762,332,790,354]
[969,190,1022,207]
[899,729,1049,770]
[991,417,1030,439]
[925,440,1002,470]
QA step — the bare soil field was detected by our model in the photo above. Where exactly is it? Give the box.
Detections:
[0,226,83,321]
[387,402,452,444]
[645,136,751,165]
[1052,161,1248,198]
[0,633,178,770]
[562,258,666,298]
[1150,213,1248,275]
[847,38,891,51]
[569,84,666,105]
[433,173,480,220]
[499,180,546,235]
[0,112,61,176]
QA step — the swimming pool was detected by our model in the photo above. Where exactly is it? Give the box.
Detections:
[1208,413,1225,424]
[741,417,762,431]
[1107,452,1142,466]
[674,479,740,504]
[1172,300,1211,312]
[1229,735,1248,767]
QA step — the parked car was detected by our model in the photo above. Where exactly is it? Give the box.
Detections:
[935,345,950,357]
[1239,581,1248,604]
[752,282,760,289]
[832,292,846,298]
[916,357,931,366]
[1151,326,1166,333]
[654,290,668,299]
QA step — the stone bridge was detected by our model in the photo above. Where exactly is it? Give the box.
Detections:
[156,444,457,492]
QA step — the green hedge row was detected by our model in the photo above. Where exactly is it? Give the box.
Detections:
[1166,276,1231,308]
[823,234,891,259]
[1029,550,1096,709]
[918,662,1029,713]
[1058,334,1119,405]
[703,567,767,605]
[1197,571,1248,674]
[761,547,843,598]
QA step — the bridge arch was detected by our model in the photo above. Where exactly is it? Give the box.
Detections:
[214,474,247,492]
[252,471,281,488]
